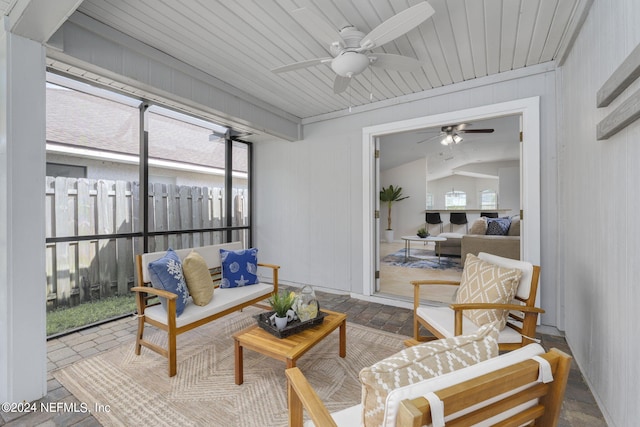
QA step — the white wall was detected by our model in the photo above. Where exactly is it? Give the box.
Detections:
[558,0,640,424]
[0,29,47,402]
[255,65,560,328]
[380,158,426,240]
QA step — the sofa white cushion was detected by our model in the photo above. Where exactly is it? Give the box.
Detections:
[145,283,272,328]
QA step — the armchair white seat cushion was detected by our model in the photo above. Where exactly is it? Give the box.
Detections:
[416,305,523,343]
[411,252,543,351]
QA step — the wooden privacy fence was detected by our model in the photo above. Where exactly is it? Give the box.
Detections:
[45,177,246,310]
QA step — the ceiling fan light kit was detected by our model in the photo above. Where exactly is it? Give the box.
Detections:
[331,52,370,77]
[441,133,463,146]
[419,124,495,145]
[272,1,435,94]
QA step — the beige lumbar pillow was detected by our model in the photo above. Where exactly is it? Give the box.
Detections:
[359,323,499,427]
[182,251,214,306]
[456,253,522,329]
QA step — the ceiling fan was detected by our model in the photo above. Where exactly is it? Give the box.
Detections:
[418,124,495,146]
[271,2,435,94]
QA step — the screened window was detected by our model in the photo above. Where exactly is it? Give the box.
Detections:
[45,74,253,335]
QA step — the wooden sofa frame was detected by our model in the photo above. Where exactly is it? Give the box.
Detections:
[286,348,572,427]
[131,242,279,377]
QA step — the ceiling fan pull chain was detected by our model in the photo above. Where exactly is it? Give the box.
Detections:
[369,67,374,101]
[349,85,353,112]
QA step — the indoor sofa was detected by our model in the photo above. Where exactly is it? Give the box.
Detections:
[435,216,521,260]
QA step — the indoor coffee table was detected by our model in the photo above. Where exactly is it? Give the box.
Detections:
[233,309,347,385]
[401,235,447,264]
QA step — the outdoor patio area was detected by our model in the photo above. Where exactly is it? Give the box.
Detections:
[2,289,606,427]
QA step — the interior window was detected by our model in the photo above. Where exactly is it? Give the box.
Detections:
[480,189,498,209]
[445,191,466,209]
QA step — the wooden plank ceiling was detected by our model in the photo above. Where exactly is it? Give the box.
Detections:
[12,0,584,120]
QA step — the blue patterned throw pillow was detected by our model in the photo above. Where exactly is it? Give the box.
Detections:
[148,248,189,316]
[486,217,512,235]
[220,248,259,288]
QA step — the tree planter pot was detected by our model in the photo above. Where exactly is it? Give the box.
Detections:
[385,229,394,243]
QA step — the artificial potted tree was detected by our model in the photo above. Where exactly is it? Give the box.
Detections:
[380,185,409,243]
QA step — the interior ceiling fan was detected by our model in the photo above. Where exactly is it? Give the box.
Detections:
[271,2,435,94]
[418,123,495,146]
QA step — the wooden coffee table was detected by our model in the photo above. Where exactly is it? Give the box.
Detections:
[233,309,347,385]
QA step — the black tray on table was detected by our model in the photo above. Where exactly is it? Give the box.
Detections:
[255,310,327,339]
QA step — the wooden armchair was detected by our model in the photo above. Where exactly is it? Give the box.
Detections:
[410,252,543,351]
[286,345,572,427]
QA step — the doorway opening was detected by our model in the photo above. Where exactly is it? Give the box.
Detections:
[377,114,521,300]
[361,97,540,303]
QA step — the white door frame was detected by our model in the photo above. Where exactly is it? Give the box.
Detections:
[361,97,540,297]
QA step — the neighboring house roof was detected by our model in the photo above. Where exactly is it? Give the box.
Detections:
[46,84,247,172]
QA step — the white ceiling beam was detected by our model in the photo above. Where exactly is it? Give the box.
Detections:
[7,0,83,43]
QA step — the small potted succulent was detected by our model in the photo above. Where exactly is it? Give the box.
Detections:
[269,290,296,329]
[417,227,430,238]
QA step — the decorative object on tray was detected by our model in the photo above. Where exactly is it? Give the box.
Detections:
[293,285,319,321]
[268,290,297,330]
[256,310,328,338]
[416,227,430,238]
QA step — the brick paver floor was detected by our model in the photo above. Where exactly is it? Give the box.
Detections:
[1,288,606,426]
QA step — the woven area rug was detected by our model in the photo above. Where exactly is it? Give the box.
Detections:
[54,308,406,427]
[382,248,463,271]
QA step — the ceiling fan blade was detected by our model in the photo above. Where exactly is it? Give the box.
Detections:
[333,75,351,94]
[369,53,421,72]
[359,1,435,50]
[271,57,332,73]
[461,129,495,133]
[291,8,344,48]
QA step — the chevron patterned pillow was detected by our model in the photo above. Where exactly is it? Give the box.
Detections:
[359,323,499,427]
[456,253,523,329]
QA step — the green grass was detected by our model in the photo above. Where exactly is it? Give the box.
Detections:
[47,294,137,337]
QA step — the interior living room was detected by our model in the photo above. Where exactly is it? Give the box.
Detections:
[0,0,635,426]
